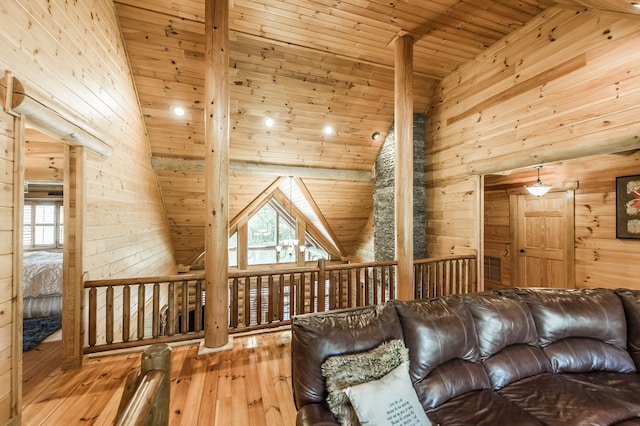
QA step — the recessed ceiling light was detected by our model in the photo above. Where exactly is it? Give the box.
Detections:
[323,125,334,135]
[264,117,274,128]
[372,131,381,140]
[173,106,185,117]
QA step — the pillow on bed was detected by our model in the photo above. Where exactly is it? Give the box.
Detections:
[321,339,409,425]
[344,362,431,426]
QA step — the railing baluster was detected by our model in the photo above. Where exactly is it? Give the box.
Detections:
[167,282,175,336]
[347,270,353,307]
[181,280,189,333]
[106,286,114,345]
[364,267,370,305]
[388,265,395,302]
[309,271,316,313]
[244,277,251,326]
[298,273,306,314]
[123,285,131,342]
[89,287,97,347]
[195,279,202,332]
[137,284,145,340]
[256,276,263,325]
[230,277,239,328]
[268,275,276,323]
[152,283,159,338]
[278,274,285,320]
[317,259,326,312]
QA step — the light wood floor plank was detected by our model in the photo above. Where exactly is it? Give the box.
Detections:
[22,330,297,425]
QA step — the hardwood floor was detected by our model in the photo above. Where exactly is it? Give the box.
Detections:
[22,330,297,425]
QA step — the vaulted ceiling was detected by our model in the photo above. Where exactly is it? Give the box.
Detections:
[112,0,640,264]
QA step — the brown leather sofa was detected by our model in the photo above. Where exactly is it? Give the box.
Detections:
[291,288,640,425]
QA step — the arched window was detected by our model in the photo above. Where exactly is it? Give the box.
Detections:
[232,198,330,266]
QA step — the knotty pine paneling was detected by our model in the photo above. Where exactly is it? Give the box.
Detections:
[429,7,640,288]
[0,0,177,396]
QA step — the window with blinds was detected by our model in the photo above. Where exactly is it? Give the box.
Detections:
[23,202,64,249]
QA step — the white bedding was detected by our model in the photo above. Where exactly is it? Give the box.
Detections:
[23,251,63,298]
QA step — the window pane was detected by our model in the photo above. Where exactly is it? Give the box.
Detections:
[248,204,276,247]
[278,217,295,243]
[35,205,55,224]
[248,248,277,265]
[35,226,55,245]
[229,232,238,266]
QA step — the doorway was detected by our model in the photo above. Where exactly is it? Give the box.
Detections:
[21,128,66,397]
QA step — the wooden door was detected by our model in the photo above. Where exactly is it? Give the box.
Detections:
[510,190,575,288]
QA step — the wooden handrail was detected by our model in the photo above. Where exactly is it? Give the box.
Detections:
[84,273,204,288]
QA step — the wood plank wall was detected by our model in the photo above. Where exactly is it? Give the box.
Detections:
[485,152,640,290]
[0,1,177,421]
[0,108,19,423]
[426,6,640,292]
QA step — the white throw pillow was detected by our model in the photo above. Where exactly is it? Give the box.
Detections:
[344,362,431,426]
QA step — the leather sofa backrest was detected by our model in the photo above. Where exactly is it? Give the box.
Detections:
[290,303,404,409]
[518,288,636,374]
[617,289,640,370]
[393,296,490,409]
[464,290,551,389]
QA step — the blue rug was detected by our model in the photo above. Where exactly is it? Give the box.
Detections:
[23,315,61,351]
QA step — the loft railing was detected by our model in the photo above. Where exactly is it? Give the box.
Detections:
[84,255,477,353]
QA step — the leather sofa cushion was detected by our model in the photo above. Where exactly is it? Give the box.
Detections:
[290,303,403,408]
[483,344,550,389]
[394,297,489,409]
[499,373,640,426]
[561,371,640,413]
[463,291,538,359]
[427,389,543,426]
[414,358,490,409]
[617,289,640,370]
[544,337,636,373]
[518,288,628,348]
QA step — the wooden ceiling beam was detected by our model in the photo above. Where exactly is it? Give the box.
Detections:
[151,157,373,181]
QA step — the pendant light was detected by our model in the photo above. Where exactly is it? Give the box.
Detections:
[525,165,551,197]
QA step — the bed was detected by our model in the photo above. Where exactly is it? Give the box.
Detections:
[23,251,63,319]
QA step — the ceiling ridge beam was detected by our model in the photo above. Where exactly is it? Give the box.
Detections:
[152,157,373,181]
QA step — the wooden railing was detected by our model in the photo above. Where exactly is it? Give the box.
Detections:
[84,255,476,353]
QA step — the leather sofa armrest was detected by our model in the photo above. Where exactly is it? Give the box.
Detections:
[296,403,339,426]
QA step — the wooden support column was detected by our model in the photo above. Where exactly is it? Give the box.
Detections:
[204,0,230,348]
[62,145,85,369]
[237,221,248,270]
[296,217,306,266]
[395,35,414,301]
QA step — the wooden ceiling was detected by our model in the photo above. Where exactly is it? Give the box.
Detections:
[111,0,640,264]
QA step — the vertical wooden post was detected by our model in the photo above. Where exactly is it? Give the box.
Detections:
[395,35,414,301]
[140,343,171,426]
[296,216,306,266]
[62,145,85,369]
[237,221,248,270]
[11,103,25,421]
[204,0,230,348]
